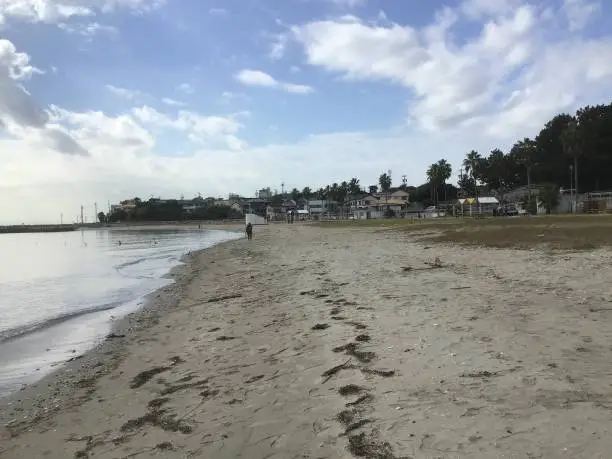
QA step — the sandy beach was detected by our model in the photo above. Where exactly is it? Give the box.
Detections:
[3,223,612,458]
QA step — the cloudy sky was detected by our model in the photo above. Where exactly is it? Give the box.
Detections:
[1,0,611,223]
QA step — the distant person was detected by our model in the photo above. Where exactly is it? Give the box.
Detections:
[246,222,253,240]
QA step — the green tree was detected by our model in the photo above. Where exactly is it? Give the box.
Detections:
[561,118,582,194]
[379,173,392,198]
[368,185,378,195]
[463,151,484,183]
[97,212,106,223]
[302,187,312,200]
[483,149,518,201]
[270,193,283,206]
[290,188,301,201]
[436,159,452,201]
[510,138,537,191]
[108,209,128,222]
[533,113,575,186]
[348,177,361,195]
[426,163,441,206]
[540,184,560,214]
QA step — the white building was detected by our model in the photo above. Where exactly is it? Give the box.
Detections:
[308,200,338,218]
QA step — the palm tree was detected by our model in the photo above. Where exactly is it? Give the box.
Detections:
[512,138,537,197]
[561,119,581,196]
[427,163,441,206]
[436,159,452,202]
[463,150,482,201]
[348,178,361,196]
[378,173,392,195]
[463,151,481,178]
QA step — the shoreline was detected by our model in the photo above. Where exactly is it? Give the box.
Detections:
[3,224,612,458]
[0,232,242,437]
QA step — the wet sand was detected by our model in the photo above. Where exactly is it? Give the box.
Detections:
[2,224,612,458]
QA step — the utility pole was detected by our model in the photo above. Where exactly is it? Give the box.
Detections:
[569,164,574,213]
[94,203,98,222]
[80,205,84,225]
[60,213,63,225]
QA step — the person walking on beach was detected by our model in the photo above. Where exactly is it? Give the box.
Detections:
[245,222,253,240]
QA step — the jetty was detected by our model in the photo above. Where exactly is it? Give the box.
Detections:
[0,224,77,234]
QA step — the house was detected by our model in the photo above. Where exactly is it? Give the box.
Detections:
[282,199,298,214]
[503,185,541,203]
[369,199,409,217]
[344,194,379,219]
[258,188,272,200]
[457,197,499,215]
[308,199,338,218]
[243,198,268,217]
[390,190,410,201]
[346,193,415,219]
[374,188,410,202]
[119,199,138,211]
[296,198,310,210]
[229,202,243,214]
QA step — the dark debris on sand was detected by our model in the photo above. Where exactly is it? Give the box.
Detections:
[339,384,366,396]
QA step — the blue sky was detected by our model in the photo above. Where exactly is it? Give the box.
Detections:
[0,0,611,223]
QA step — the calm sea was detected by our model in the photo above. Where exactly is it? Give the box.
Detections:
[0,227,241,397]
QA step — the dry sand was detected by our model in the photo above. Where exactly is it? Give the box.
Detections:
[2,223,612,458]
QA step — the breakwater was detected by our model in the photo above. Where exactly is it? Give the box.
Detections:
[0,225,77,234]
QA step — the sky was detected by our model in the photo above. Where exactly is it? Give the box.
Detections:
[1,0,611,224]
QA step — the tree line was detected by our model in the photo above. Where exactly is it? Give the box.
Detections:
[104,197,242,222]
[103,101,611,221]
[282,102,612,209]
[414,102,612,208]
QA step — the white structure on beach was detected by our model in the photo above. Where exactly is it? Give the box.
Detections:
[457,197,499,215]
[245,214,266,225]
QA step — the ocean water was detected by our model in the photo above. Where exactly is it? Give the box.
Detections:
[0,227,241,397]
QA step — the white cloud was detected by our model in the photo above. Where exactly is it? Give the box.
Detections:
[460,0,523,19]
[209,7,228,15]
[162,97,186,107]
[0,39,87,155]
[176,82,194,94]
[0,0,164,24]
[562,0,600,31]
[291,1,612,132]
[221,91,242,99]
[269,33,288,60]
[131,105,246,150]
[49,105,153,153]
[235,69,314,94]
[105,84,143,101]
[58,21,117,37]
[328,0,365,7]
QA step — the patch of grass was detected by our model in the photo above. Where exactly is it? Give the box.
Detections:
[321,214,612,250]
[426,215,612,250]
